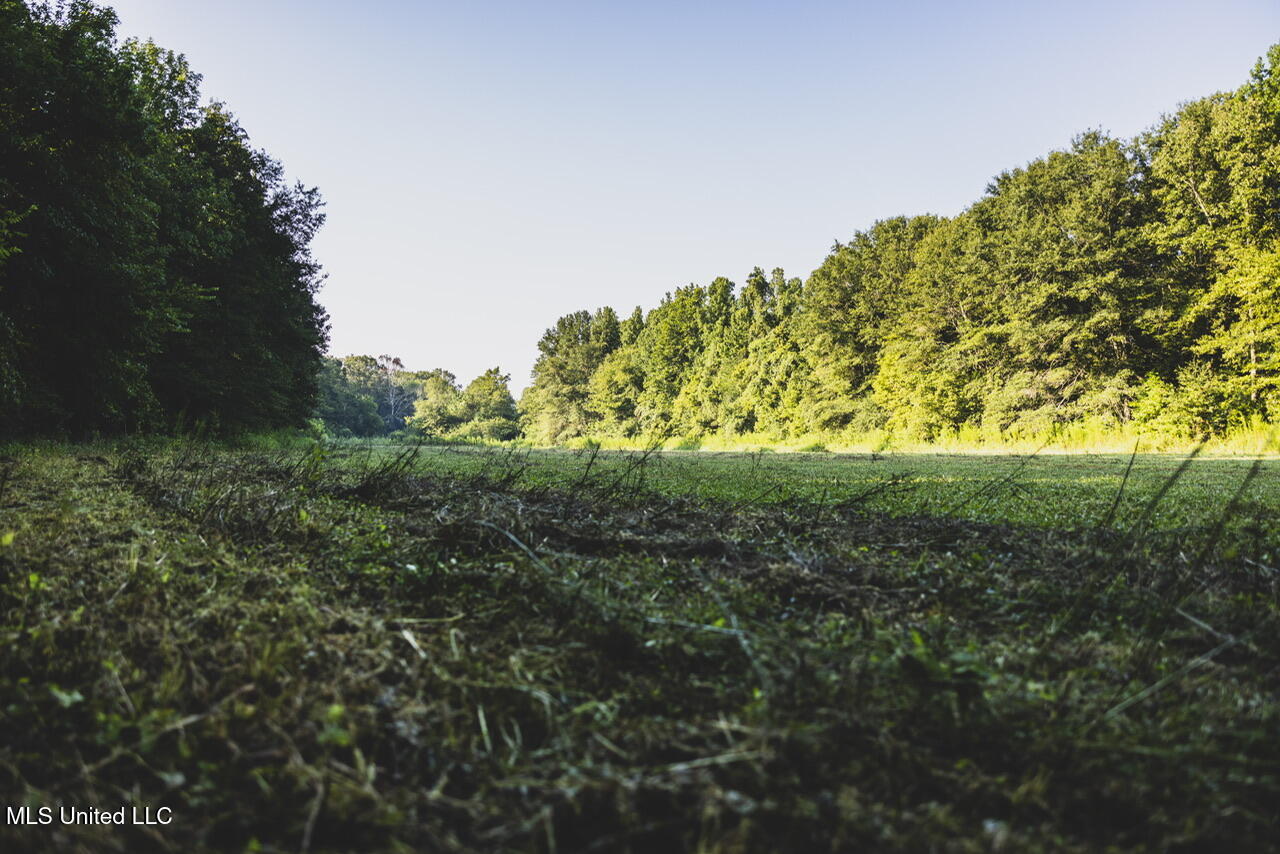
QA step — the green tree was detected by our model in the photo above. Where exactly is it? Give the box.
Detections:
[406,369,462,435]
[454,368,519,440]
[796,217,939,432]
[0,1,327,435]
[314,357,382,437]
[522,308,620,442]
[520,43,1280,444]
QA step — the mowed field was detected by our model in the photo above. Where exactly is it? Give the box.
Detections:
[1,441,1277,853]
[414,443,1280,535]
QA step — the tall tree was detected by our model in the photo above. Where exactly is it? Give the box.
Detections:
[522,308,620,442]
[0,1,327,435]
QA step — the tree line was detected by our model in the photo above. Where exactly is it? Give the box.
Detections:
[0,0,327,436]
[521,45,1280,444]
[316,355,519,441]
[6,2,1276,446]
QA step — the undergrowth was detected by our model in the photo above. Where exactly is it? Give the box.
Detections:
[559,419,1280,456]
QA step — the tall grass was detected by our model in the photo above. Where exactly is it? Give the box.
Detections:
[552,418,1280,457]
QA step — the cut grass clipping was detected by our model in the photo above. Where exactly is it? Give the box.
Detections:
[0,441,1276,852]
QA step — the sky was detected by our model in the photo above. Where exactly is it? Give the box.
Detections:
[103,0,1280,393]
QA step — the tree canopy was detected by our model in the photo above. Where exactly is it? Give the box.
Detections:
[521,45,1280,444]
[0,0,327,435]
[6,2,1277,445]
[315,356,519,442]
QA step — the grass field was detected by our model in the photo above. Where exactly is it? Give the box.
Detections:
[408,443,1280,535]
[1,440,1277,852]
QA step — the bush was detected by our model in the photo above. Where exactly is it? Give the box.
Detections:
[1133,364,1249,438]
[452,417,519,442]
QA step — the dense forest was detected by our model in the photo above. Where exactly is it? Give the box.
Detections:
[0,0,326,436]
[520,46,1280,445]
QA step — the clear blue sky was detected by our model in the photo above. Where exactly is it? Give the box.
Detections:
[105,0,1280,392]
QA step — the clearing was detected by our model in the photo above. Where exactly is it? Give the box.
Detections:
[0,441,1276,852]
